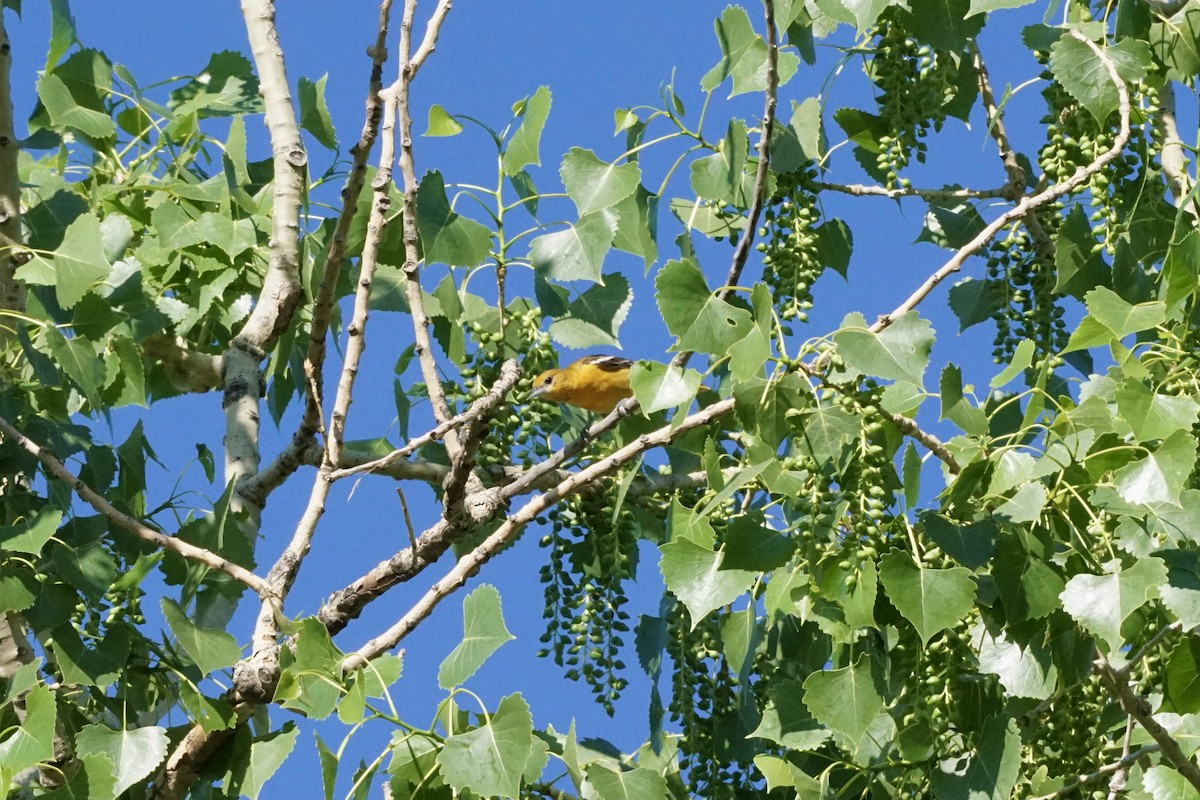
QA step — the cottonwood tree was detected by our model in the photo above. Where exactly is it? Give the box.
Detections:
[2,0,1200,798]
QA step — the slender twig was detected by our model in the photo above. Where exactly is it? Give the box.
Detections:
[1095,655,1200,793]
[327,84,401,468]
[1028,744,1158,800]
[817,181,1013,200]
[883,409,961,474]
[972,41,1056,260]
[1106,716,1135,800]
[396,488,417,551]
[340,398,735,669]
[328,363,519,480]
[673,0,778,370]
[971,42,1025,194]
[0,415,273,598]
[869,31,1130,334]
[397,0,459,446]
[410,0,453,74]
[293,0,396,471]
[250,87,404,661]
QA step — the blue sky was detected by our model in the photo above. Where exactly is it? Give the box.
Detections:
[5,1,1073,795]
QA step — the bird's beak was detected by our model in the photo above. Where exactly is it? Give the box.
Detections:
[528,384,549,401]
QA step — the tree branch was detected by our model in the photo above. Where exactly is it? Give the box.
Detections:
[1157,81,1195,212]
[817,181,1013,201]
[234,0,306,352]
[293,0,395,468]
[869,31,1130,334]
[1095,655,1200,793]
[0,415,274,598]
[340,398,735,669]
[1028,744,1158,800]
[397,0,459,445]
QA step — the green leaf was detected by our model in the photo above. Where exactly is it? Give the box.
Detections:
[659,501,756,625]
[1163,228,1200,315]
[668,197,747,239]
[1144,764,1196,800]
[1161,550,1200,629]
[930,715,1021,800]
[968,0,1035,16]
[720,517,797,572]
[700,5,800,96]
[922,514,996,570]
[503,86,551,175]
[1150,4,1200,83]
[1115,380,1199,444]
[1053,205,1107,298]
[74,724,169,797]
[315,733,338,800]
[1165,636,1200,713]
[425,104,464,137]
[878,550,976,645]
[1081,286,1167,339]
[940,363,989,436]
[241,724,300,800]
[297,74,337,149]
[585,764,668,800]
[1114,429,1197,507]
[815,219,853,278]
[46,0,76,68]
[611,185,658,267]
[0,684,55,773]
[0,508,62,555]
[802,657,884,742]
[530,211,617,284]
[833,311,934,385]
[917,200,987,250]
[161,598,241,674]
[37,72,114,139]
[948,278,999,332]
[833,107,888,153]
[51,624,130,688]
[437,584,515,690]
[560,147,640,215]
[992,533,1064,622]
[169,51,261,117]
[1049,35,1139,124]
[691,118,749,204]
[1060,557,1167,649]
[547,273,632,349]
[437,694,548,800]
[792,403,858,465]
[655,258,752,355]
[629,362,702,414]
[899,0,984,50]
[19,213,112,309]
[977,629,1057,700]
[991,339,1036,388]
[751,678,830,750]
[995,481,1048,524]
[275,618,344,720]
[416,171,492,267]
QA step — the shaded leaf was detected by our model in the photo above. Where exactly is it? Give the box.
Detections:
[438,584,515,690]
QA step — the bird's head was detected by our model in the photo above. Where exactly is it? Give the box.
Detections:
[527,368,561,401]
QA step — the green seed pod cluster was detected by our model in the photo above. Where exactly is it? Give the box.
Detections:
[1023,673,1114,781]
[758,163,822,321]
[983,220,1067,366]
[450,305,559,469]
[537,488,637,714]
[665,603,746,796]
[867,17,956,188]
